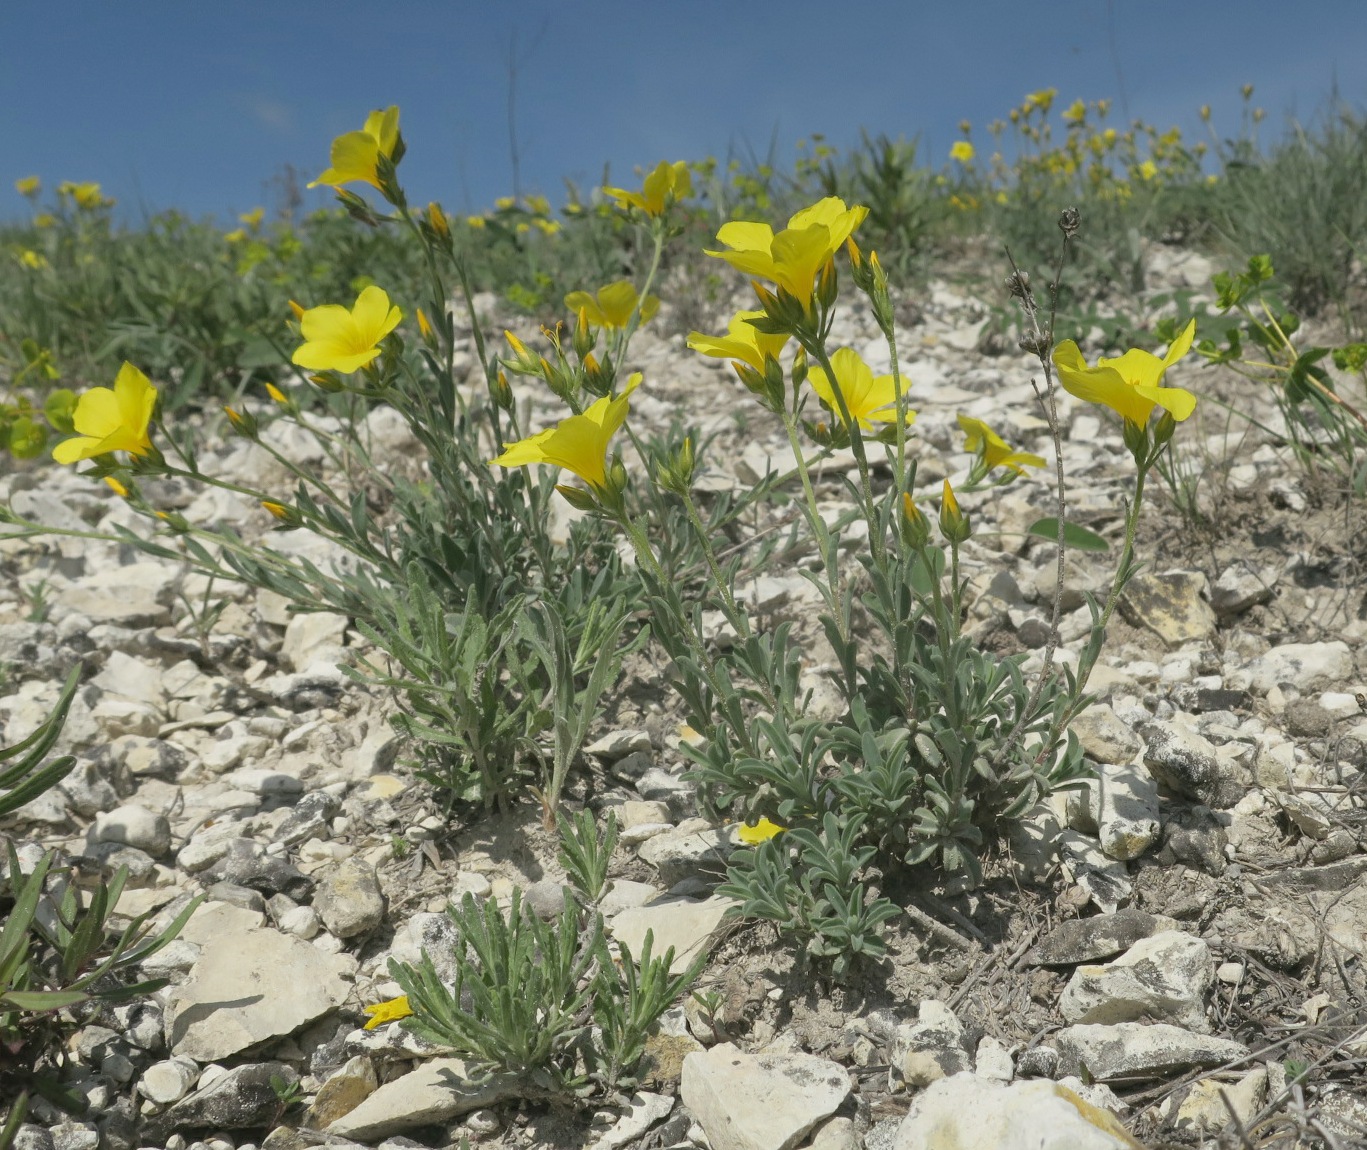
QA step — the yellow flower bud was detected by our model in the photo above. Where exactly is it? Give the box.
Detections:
[265,383,288,405]
[288,300,306,321]
[939,479,971,543]
[416,308,434,341]
[104,476,129,498]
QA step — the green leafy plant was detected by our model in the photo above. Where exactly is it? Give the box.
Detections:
[0,666,201,1139]
[390,811,703,1100]
[1200,253,1367,494]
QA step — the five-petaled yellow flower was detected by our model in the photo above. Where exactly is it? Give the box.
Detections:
[1052,319,1197,427]
[291,286,403,374]
[563,281,659,331]
[604,160,692,217]
[363,994,413,1030]
[806,348,915,432]
[53,362,158,464]
[957,414,1045,475]
[15,176,40,197]
[738,817,785,845]
[491,373,642,490]
[308,106,401,191]
[950,141,975,164]
[706,196,869,307]
[687,310,789,373]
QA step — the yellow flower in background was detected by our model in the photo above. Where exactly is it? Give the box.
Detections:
[957,414,1045,475]
[687,310,789,373]
[494,196,516,211]
[224,229,247,244]
[59,182,108,209]
[363,995,413,1030]
[806,347,915,432]
[564,281,659,330]
[491,373,642,490]
[533,218,561,235]
[1062,99,1087,125]
[465,215,487,228]
[525,195,551,216]
[1138,160,1158,181]
[308,106,400,190]
[1052,319,1198,427]
[706,196,868,306]
[33,213,55,229]
[239,206,265,229]
[291,285,403,374]
[18,250,47,270]
[949,140,975,164]
[605,160,692,217]
[738,817,785,845]
[52,362,158,464]
[15,176,40,197]
[1023,88,1058,114]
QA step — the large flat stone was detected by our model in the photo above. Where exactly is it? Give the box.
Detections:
[682,1042,849,1150]
[165,904,356,1060]
[325,1058,521,1139]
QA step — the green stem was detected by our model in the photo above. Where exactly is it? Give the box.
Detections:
[779,409,848,644]
[617,516,756,757]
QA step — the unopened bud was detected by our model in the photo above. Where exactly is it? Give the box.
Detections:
[938,479,971,544]
[426,201,450,244]
[308,372,345,393]
[816,257,839,310]
[1058,207,1081,238]
[572,307,595,361]
[223,406,258,439]
[900,491,930,548]
[261,500,301,528]
[1005,269,1030,300]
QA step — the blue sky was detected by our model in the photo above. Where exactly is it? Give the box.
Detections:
[4,1,1364,225]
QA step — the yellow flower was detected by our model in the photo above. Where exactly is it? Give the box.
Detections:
[533,218,561,235]
[738,817,785,845]
[563,281,659,330]
[15,176,40,197]
[806,348,915,432]
[291,286,403,374]
[308,106,400,190]
[491,373,642,490]
[706,196,868,306]
[33,214,55,229]
[1023,88,1058,114]
[494,196,516,211]
[604,160,692,217]
[687,310,788,373]
[18,250,47,270]
[52,362,158,464]
[239,207,265,229]
[1062,99,1087,125]
[1052,319,1198,427]
[465,215,487,229]
[957,414,1045,475]
[1138,160,1158,181]
[224,229,247,244]
[949,140,975,164]
[525,195,551,216]
[363,995,413,1030]
[59,182,107,209]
